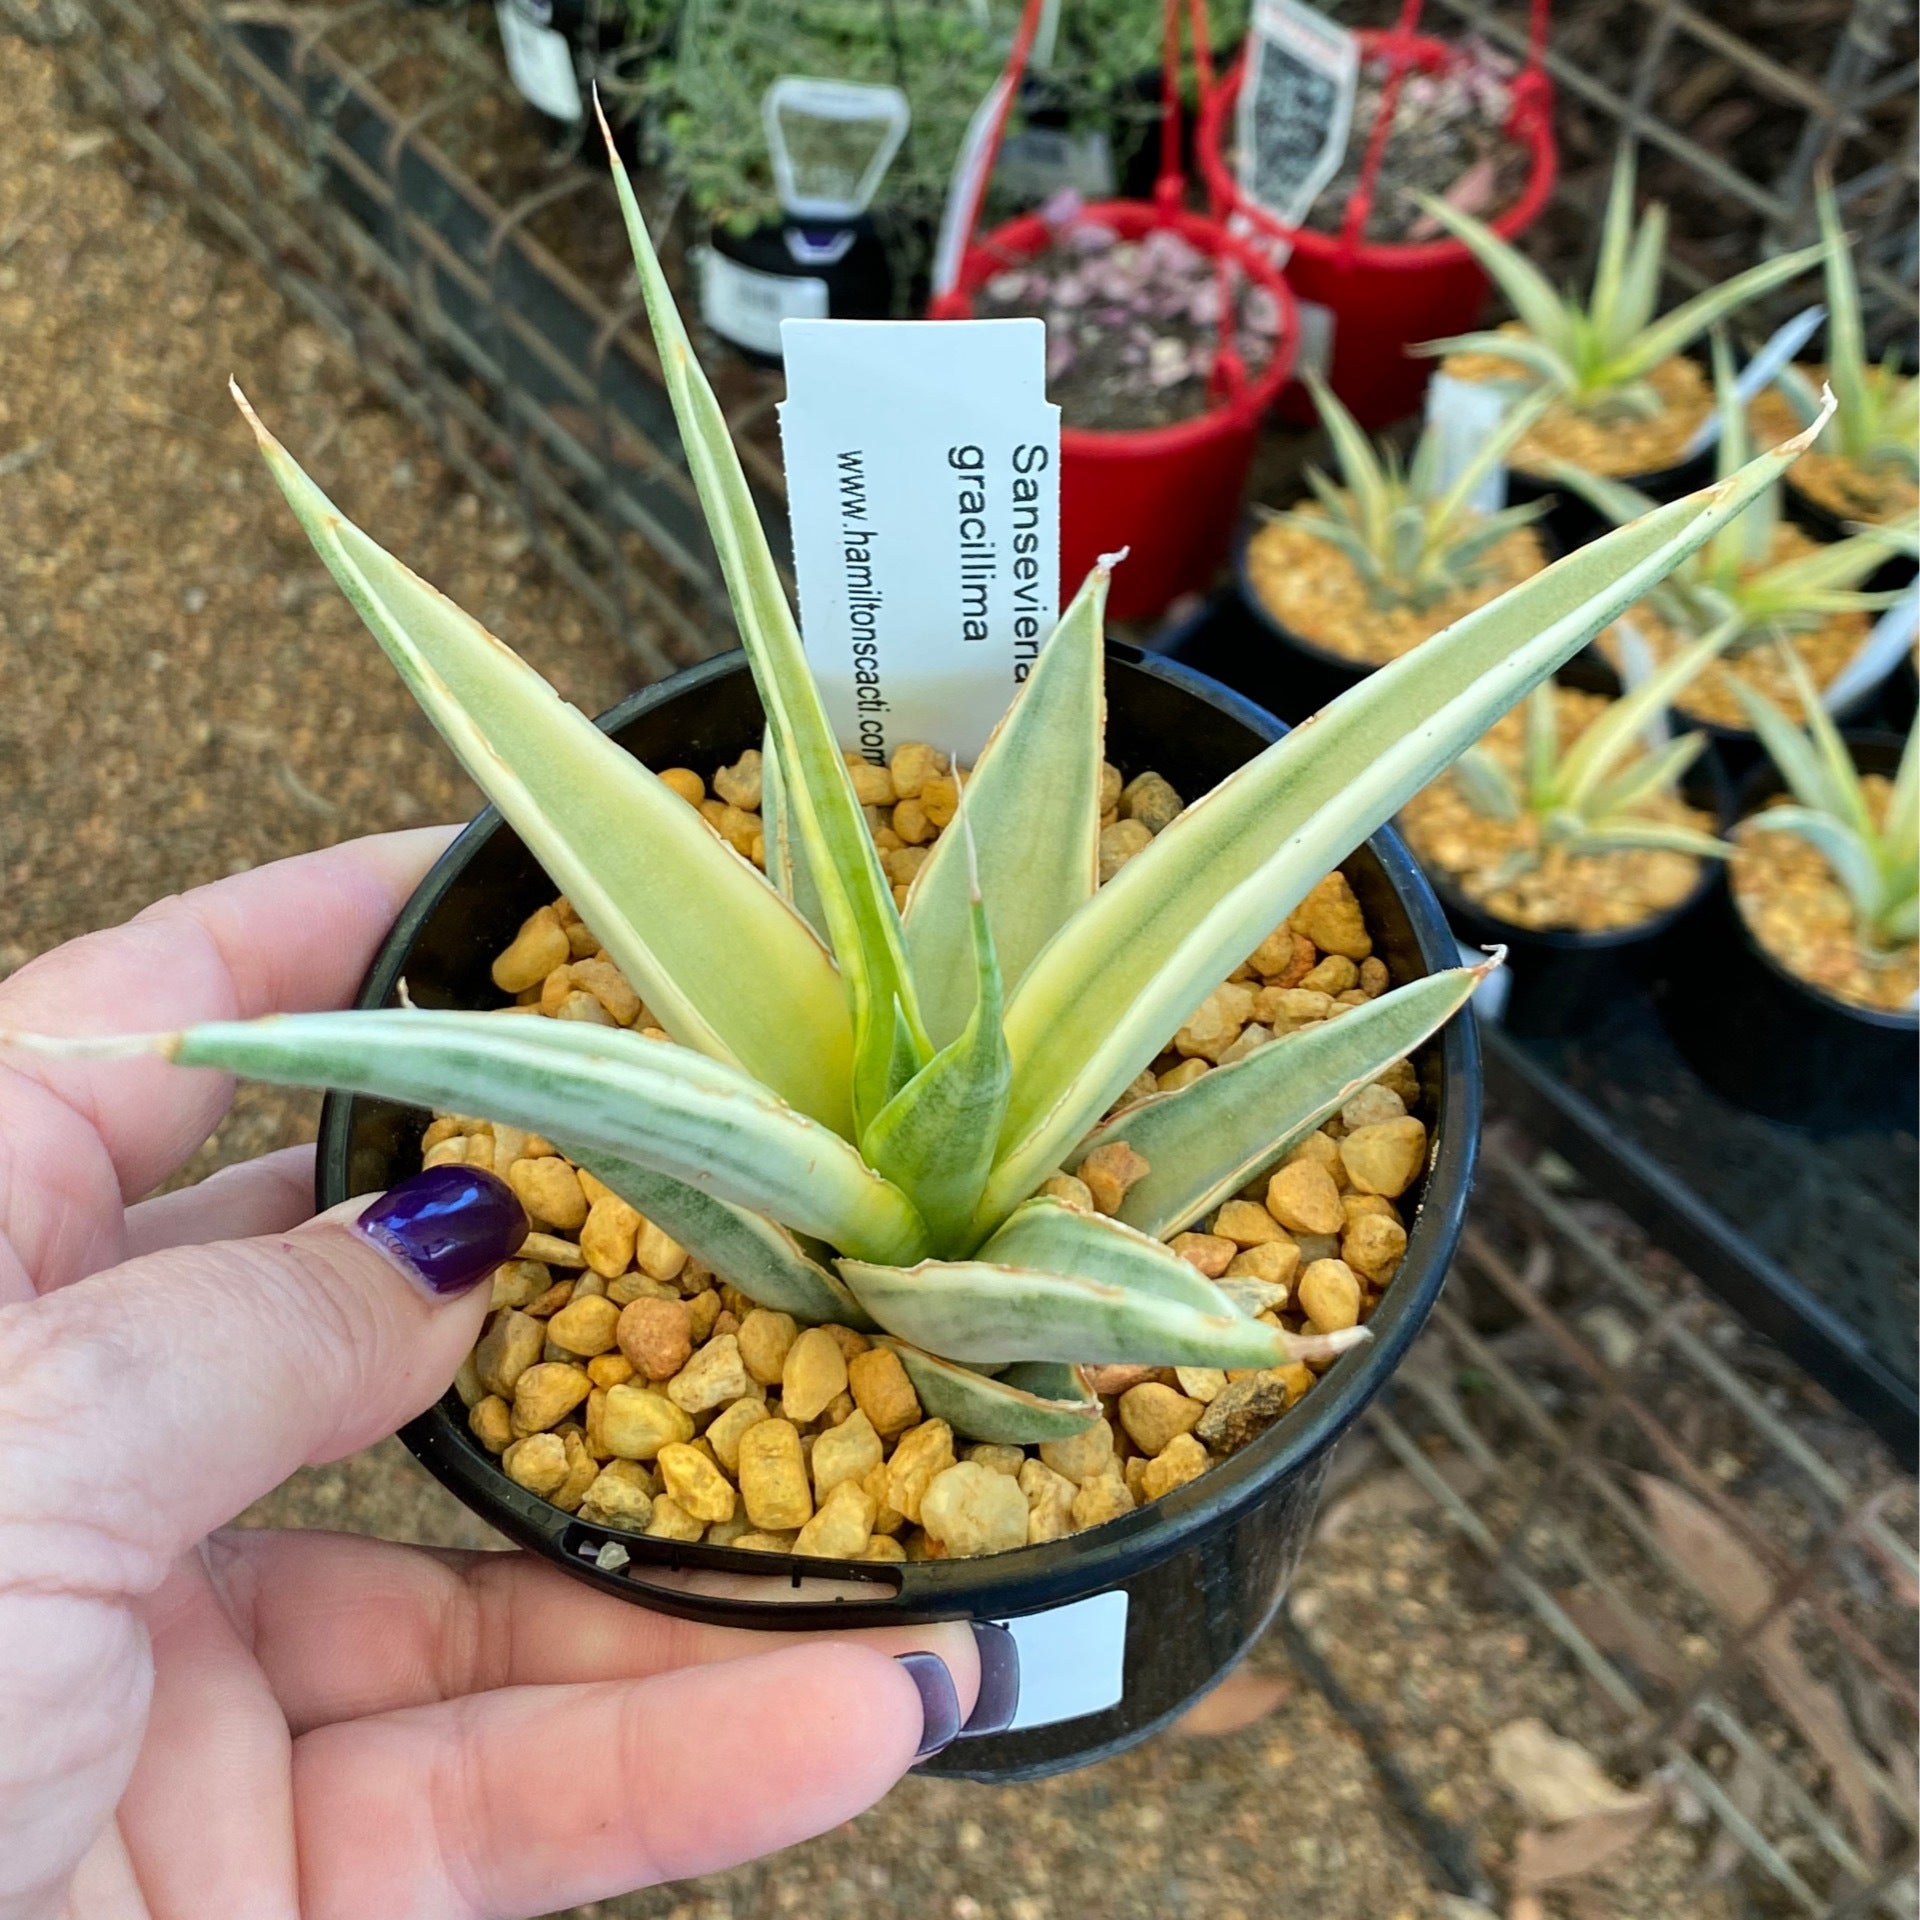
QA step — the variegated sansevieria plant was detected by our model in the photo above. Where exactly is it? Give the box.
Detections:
[1449,624,1735,885]
[0,133,1833,1445]
[1274,372,1555,612]
[1734,646,1918,958]
[1416,149,1821,425]
[1543,336,1903,659]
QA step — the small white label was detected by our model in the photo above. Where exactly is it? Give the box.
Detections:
[763,75,911,221]
[778,318,1060,763]
[1425,371,1512,514]
[996,126,1116,202]
[1237,0,1358,228]
[495,0,582,124]
[1293,297,1336,381]
[996,1590,1129,1730]
[698,248,830,360]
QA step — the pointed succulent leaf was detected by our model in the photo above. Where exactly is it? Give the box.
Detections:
[41,1010,929,1264]
[1417,196,1574,353]
[1077,964,1488,1240]
[838,1250,1363,1370]
[877,1340,1102,1443]
[597,112,926,1129]
[862,891,1010,1255]
[1561,819,1729,860]
[1425,384,1556,540]
[1305,372,1392,552]
[232,389,855,1133]
[1746,530,1900,603]
[1587,147,1639,343]
[569,1148,872,1327]
[1889,714,1920,860]
[1614,199,1668,347]
[978,420,1825,1231]
[1454,746,1524,821]
[759,729,828,939]
[1730,678,1850,820]
[977,1197,1256,1312]
[1411,331,1575,391]
[1815,182,1872,459]
[1559,617,1740,809]
[1535,458,1661,529]
[1744,807,1883,920]
[1522,679,1560,805]
[1585,728,1708,820]
[905,564,1108,1047]
[1606,243,1824,386]
[1439,502,1553,580]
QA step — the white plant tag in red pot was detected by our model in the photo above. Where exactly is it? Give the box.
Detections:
[1236,0,1358,235]
[779,317,1060,763]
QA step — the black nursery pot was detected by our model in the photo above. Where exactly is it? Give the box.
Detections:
[1775,477,1919,599]
[700,218,894,366]
[318,648,1478,1779]
[1659,731,1918,1135]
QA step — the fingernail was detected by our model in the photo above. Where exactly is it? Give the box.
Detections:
[895,1651,961,1759]
[960,1621,1020,1737]
[356,1165,527,1299]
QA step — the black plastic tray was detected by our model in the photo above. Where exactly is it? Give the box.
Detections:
[1154,597,1920,1466]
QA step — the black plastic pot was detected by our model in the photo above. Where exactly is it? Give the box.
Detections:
[699,217,894,365]
[1775,474,1919,598]
[1659,731,1917,1134]
[1429,752,1729,1042]
[316,644,1480,1782]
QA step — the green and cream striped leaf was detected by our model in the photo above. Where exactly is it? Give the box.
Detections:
[904,564,1109,1049]
[234,390,855,1133]
[1744,806,1884,919]
[53,1009,929,1265]
[1587,148,1639,345]
[1730,677,1850,820]
[1816,182,1873,460]
[1411,330,1575,392]
[1417,196,1574,353]
[1076,964,1488,1241]
[569,1147,871,1327]
[976,418,1826,1234]
[1584,729,1708,820]
[598,112,927,1131]
[1613,198,1668,347]
[877,1340,1102,1443]
[1606,243,1824,386]
[1560,819,1729,861]
[759,730,828,940]
[862,890,1011,1255]
[1307,372,1393,552]
[1454,745,1524,821]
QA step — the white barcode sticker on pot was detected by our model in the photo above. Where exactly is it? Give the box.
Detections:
[494,0,581,124]
[698,249,829,360]
[779,317,1059,764]
[995,1590,1129,1730]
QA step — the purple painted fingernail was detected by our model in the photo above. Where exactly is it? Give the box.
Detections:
[960,1621,1020,1737]
[356,1165,527,1299]
[895,1651,961,1759]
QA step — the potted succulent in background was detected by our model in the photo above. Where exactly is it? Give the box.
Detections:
[1748,183,1918,575]
[1663,652,1916,1133]
[1196,18,1559,429]
[1397,625,1733,1038]
[1548,337,1905,746]
[1420,150,1824,548]
[1199,370,1554,719]
[5,127,1821,1780]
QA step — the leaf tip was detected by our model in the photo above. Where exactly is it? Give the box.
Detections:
[1474,943,1509,979]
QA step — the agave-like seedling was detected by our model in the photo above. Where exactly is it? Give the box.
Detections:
[1543,336,1902,659]
[1733,648,1918,958]
[1270,372,1554,612]
[1416,149,1821,425]
[1449,623,1735,885]
[1,137,1824,1443]
[1767,182,1919,489]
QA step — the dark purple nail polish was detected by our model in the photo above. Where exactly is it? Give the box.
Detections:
[356,1165,527,1299]
[895,1651,961,1759]
[960,1622,1019,1737]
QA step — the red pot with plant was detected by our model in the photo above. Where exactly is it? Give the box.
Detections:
[930,0,1298,622]
[1196,0,1557,429]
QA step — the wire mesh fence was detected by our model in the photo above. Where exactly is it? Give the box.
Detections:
[5,0,1915,1908]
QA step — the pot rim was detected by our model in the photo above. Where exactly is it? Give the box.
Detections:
[1724,726,1919,1034]
[319,643,1481,1626]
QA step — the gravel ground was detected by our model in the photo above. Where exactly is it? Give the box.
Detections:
[0,24,1862,1920]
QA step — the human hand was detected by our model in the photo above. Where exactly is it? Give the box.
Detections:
[0,831,1009,1920]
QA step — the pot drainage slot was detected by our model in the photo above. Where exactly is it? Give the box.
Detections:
[563,1522,903,1604]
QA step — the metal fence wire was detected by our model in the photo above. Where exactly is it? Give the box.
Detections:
[4,0,1916,1911]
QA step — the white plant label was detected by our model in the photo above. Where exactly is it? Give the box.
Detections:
[1426,371,1513,513]
[779,317,1060,764]
[495,0,581,124]
[1236,0,1358,230]
[1683,305,1828,458]
[1611,617,1670,752]
[996,125,1116,203]
[994,1590,1129,1730]
[1292,296,1336,381]
[698,249,829,360]
[762,76,910,221]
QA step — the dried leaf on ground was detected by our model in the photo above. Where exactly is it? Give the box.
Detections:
[1636,1474,1883,1859]
[1170,1668,1293,1736]
[1511,1801,1663,1891]
[1557,1588,1692,1693]
[1490,1718,1653,1825]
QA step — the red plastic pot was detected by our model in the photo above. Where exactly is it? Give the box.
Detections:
[1199,30,1557,430]
[932,200,1297,621]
